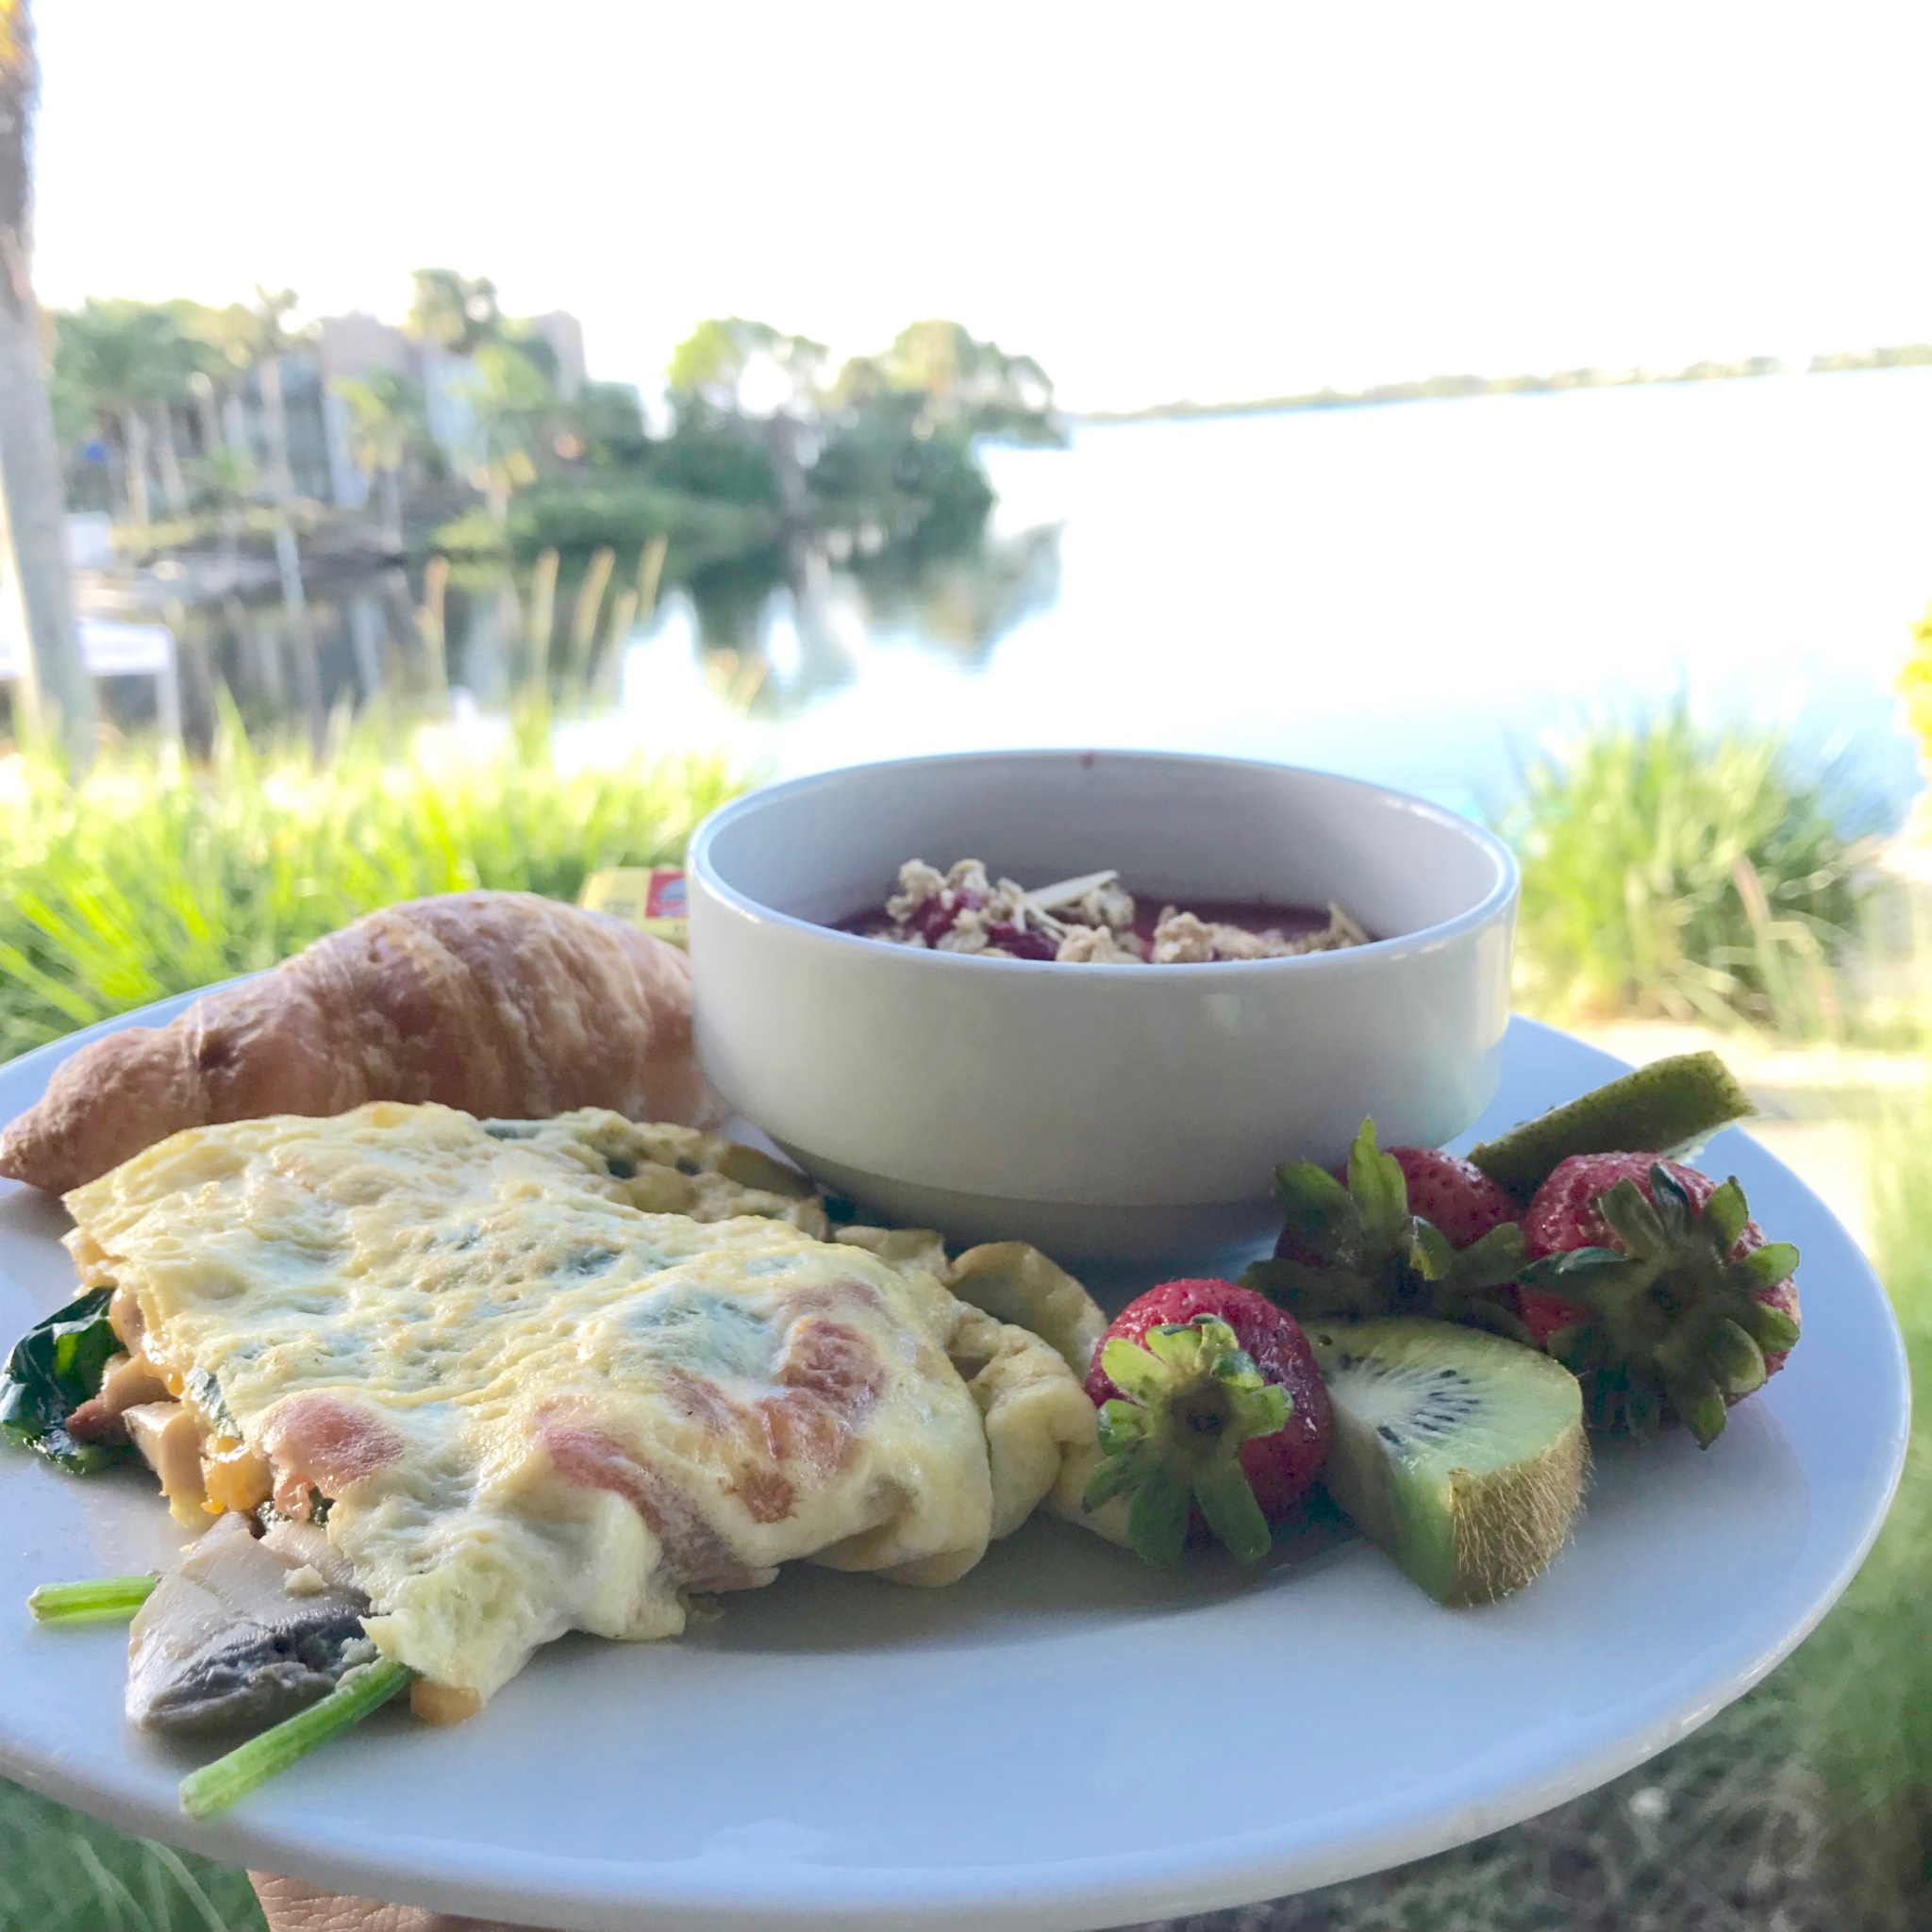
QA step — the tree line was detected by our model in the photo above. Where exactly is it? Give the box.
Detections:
[46,271,1062,587]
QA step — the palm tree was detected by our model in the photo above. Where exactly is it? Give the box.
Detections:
[466,341,549,522]
[403,269,545,524]
[53,300,192,527]
[668,316,829,422]
[247,285,301,502]
[145,331,196,518]
[192,443,255,591]
[667,318,829,529]
[174,298,259,462]
[405,268,501,357]
[0,0,92,762]
[211,286,321,743]
[53,300,208,524]
[867,320,1058,441]
[333,367,425,552]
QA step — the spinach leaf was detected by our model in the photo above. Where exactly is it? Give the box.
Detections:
[186,1364,237,1437]
[0,1287,132,1474]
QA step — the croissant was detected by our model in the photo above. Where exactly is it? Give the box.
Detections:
[0,891,706,1195]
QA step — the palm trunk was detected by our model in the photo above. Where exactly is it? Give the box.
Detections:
[164,594,214,752]
[764,414,810,529]
[412,555,449,704]
[259,354,293,500]
[346,591,383,700]
[193,381,222,462]
[0,5,94,768]
[257,348,319,742]
[0,298,93,761]
[272,513,323,750]
[105,437,129,523]
[119,403,151,527]
[223,386,250,464]
[379,464,403,554]
[153,405,189,517]
[242,601,285,709]
[218,387,250,588]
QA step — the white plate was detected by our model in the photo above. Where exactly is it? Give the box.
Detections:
[0,999,1910,1932]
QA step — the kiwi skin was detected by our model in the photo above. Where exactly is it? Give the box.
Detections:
[1308,1318,1590,1607]
[1470,1050,1752,1204]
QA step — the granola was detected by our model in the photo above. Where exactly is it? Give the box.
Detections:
[1149,904,1368,963]
[853,859,1369,964]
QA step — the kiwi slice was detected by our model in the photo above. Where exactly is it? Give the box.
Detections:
[1307,1318,1588,1606]
[1470,1051,1752,1203]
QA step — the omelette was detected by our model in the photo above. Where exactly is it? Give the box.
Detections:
[58,1105,1113,1717]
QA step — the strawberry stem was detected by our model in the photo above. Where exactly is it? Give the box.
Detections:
[1083,1315,1290,1566]
[1517,1163,1800,1444]
[1244,1120,1530,1333]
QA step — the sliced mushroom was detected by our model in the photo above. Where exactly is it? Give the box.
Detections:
[64,1351,175,1448]
[101,1348,171,1414]
[107,1285,146,1351]
[259,1517,356,1589]
[124,1401,208,1524]
[126,1513,375,1735]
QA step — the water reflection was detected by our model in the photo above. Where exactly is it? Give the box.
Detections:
[73,370,1932,835]
[92,495,1061,755]
[660,520,1067,720]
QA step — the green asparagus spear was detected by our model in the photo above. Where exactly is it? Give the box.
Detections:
[27,1574,158,1624]
[179,1657,414,1819]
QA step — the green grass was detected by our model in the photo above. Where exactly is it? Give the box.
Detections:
[1507,708,1869,1038]
[0,706,743,1060]
[7,1098,1925,1932]
[1146,1091,1932,1932]
[0,711,746,1930]
[0,716,1924,1928]
[1788,1091,1932,1892]
[0,1781,264,1932]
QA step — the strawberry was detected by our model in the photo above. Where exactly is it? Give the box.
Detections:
[908,882,983,945]
[1516,1153,1801,1444]
[1386,1147,1520,1250]
[1244,1121,1526,1328]
[1082,1279,1332,1566]
[983,922,1059,961]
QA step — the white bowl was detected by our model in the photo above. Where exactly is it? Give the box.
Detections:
[688,751,1518,1259]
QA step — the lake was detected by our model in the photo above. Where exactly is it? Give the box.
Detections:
[591,364,1932,826]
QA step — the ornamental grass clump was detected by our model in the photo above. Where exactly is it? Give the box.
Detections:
[0,703,741,1061]
[1507,708,1871,1037]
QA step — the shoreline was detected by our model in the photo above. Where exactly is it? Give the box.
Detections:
[1075,343,1932,426]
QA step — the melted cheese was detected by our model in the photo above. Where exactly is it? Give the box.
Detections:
[63,1104,1096,1701]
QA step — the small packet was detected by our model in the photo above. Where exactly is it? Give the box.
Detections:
[578,867,689,948]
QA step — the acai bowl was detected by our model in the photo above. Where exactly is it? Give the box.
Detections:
[687,750,1518,1258]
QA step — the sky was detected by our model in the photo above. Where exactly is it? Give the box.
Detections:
[27,1,1932,412]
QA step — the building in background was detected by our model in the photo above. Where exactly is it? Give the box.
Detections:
[314,312,412,386]
[523,312,586,401]
[312,307,591,498]
[65,308,594,519]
